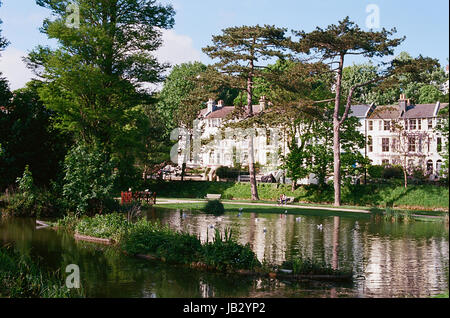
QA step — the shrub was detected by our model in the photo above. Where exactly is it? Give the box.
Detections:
[75,213,129,242]
[202,228,261,271]
[382,165,403,179]
[203,200,225,215]
[216,166,238,179]
[122,220,202,264]
[368,165,384,179]
[62,144,118,216]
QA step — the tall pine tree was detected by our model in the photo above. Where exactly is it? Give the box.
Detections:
[203,25,291,200]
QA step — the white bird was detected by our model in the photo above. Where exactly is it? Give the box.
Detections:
[263,227,267,233]
[317,224,323,230]
[255,218,259,222]
[285,210,288,214]
[217,217,222,221]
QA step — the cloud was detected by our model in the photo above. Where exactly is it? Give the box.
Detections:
[155,29,202,66]
[0,30,202,92]
[0,47,35,91]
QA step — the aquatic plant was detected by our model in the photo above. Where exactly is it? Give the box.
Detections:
[282,257,352,276]
[0,245,83,298]
[202,228,261,271]
[75,213,129,242]
[122,219,203,264]
[383,208,415,223]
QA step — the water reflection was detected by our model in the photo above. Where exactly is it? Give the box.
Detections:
[0,207,448,298]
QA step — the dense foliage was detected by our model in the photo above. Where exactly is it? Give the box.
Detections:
[75,213,129,242]
[0,245,80,298]
[62,144,118,216]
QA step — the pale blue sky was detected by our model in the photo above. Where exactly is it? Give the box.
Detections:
[0,0,448,89]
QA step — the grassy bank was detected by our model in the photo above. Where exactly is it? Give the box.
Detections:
[57,213,262,272]
[156,201,374,219]
[149,181,449,211]
[0,245,82,298]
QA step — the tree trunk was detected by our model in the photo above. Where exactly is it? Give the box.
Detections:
[333,54,345,207]
[181,162,186,182]
[291,179,297,191]
[247,61,259,201]
[403,168,408,188]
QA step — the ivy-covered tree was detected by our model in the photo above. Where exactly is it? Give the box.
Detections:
[202,25,292,200]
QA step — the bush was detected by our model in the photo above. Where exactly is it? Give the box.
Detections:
[215,166,243,179]
[122,221,260,271]
[62,144,118,216]
[122,220,202,264]
[203,200,225,215]
[382,165,403,179]
[75,213,129,242]
[202,228,261,271]
[2,167,65,217]
[368,165,384,179]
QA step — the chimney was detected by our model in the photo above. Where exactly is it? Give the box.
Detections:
[259,95,267,110]
[399,94,407,115]
[207,99,216,113]
[217,100,224,108]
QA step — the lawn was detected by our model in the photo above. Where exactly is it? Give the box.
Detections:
[147,180,449,211]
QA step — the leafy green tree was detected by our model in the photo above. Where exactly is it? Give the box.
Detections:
[0,81,70,190]
[417,85,444,104]
[203,25,292,200]
[62,143,118,216]
[157,62,207,136]
[304,105,366,187]
[27,0,175,189]
[342,53,448,106]
[295,17,439,206]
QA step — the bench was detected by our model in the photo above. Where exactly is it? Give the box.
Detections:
[121,191,157,205]
[205,194,222,200]
[278,196,295,205]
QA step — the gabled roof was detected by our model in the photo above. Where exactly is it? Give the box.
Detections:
[349,104,374,118]
[200,104,265,119]
[367,105,400,120]
[367,102,448,120]
[404,103,443,118]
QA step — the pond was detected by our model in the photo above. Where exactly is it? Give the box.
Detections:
[0,207,448,298]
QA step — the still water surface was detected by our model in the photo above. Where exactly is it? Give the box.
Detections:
[0,207,448,298]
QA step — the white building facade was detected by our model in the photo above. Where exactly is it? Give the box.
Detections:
[175,95,447,181]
